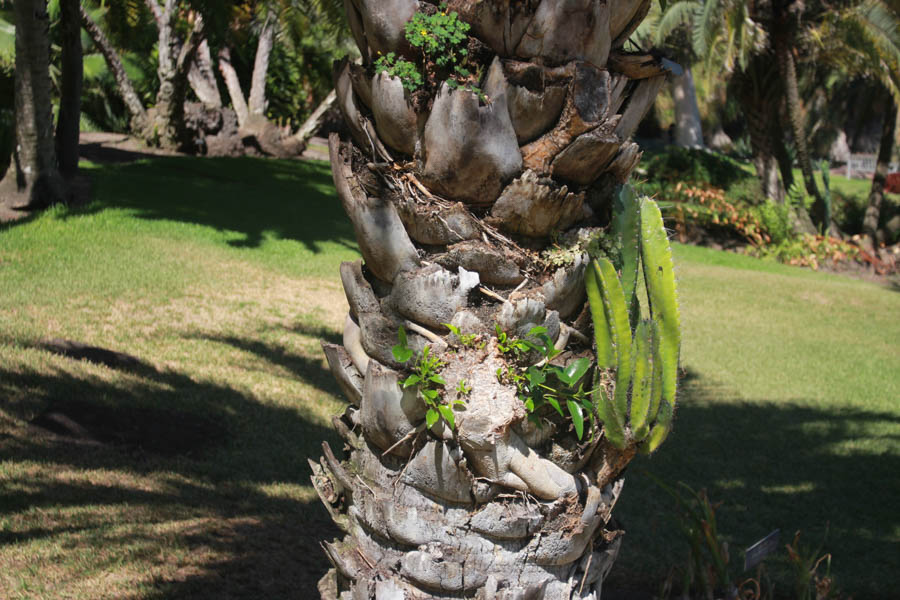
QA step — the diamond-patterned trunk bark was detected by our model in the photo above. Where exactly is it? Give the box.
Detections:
[313,2,668,598]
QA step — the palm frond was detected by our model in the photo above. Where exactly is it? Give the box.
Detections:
[654,0,701,46]
[0,13,13,65]
[693,0,720,58]
[813,0,900,104]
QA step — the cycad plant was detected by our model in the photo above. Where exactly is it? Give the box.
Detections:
[312,2,681,597]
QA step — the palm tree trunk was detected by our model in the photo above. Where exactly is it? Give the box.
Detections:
[79,3,148,132]
[56,0,82,180]
[146,0,204,149]
[672,67,704,148]
[315,3,671,597]
[862,94,897,251]
[1,0,65,209]
[217,46,250,128]
[737,72,785,204]
[773,21,827,229]
[290,89,336,150]
[248,14,276,119]
[187,37,222,109]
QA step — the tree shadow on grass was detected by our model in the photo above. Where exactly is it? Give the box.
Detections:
[71,155,356,254]
[186,332,343,400]
[284,320,343,347]
[0,342,347,598]
[608,368,900,599]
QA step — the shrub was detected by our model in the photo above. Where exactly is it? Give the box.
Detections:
[752,200,793,245]
[885,172,900,194]
[829,189,867,235]
[639,147,751,189]
[665,184,770,247]
[725,177,766,207]
[748,234,860,270]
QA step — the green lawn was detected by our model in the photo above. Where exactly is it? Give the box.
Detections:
[1,156,897,598]
[0,157,359,598]
[611,243,900,597]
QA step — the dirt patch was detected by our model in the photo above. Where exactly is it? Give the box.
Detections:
[29,399,225,457]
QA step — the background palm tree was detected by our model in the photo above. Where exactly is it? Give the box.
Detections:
[313,1,680,597]
[0,0,66,208]
[633,0,707,148]
[812,0,900,249]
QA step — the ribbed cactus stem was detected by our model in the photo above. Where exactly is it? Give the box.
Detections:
[613,185,642,324]
[595,257,633,424]
[642,396,674,453]
[639,198,681,452]
[594,382,626,450]
[647,331,663,432]
[629,319,656,442]
[585,259,614,369]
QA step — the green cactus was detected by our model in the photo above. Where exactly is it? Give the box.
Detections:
[587,191,681,453]
[594,257,633,423]
[594,383,626,449]
[640,199,681,450]
[642,397,674,454]
[612,185,641,325]
[585,259,615,369]
[629,319,657,441]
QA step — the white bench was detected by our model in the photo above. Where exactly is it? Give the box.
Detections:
[846,153,899,178]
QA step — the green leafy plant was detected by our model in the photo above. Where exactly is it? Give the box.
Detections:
[753,199,794,246]
[586,188,681,453]
[495,189,682,446]
[785,530,838,600]
[494,323,538,357]
[747,233,860,270]
[373,3,484,99]
[373,52,424,92]
[444,322,479,348]
[392,326,463,430]
[664,184,774,247]
[391,324,415,363]
[503,326,596,440]
[635,147,752,190]
[404,5,470,66]
[648,476,740,599]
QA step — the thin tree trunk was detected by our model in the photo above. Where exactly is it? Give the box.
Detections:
[79,3,148,132]
[149,0,180,147]
[188,38,222,109]
[217,46,250,128]
[862,94,897,251]
[290,89,337,148]
[56,0,82,179]
[147,0,203,149]
[773,116,795,195]
[741,86,785,204]
[248,14,276,118]
[735,59,817,234]
[671,67,704,149]
[1,0,65,208]
[773,23,826,229]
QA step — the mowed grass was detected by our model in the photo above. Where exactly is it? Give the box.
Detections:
[1,155,898,598]
[611,244,900,598]
[0,156,359,598]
